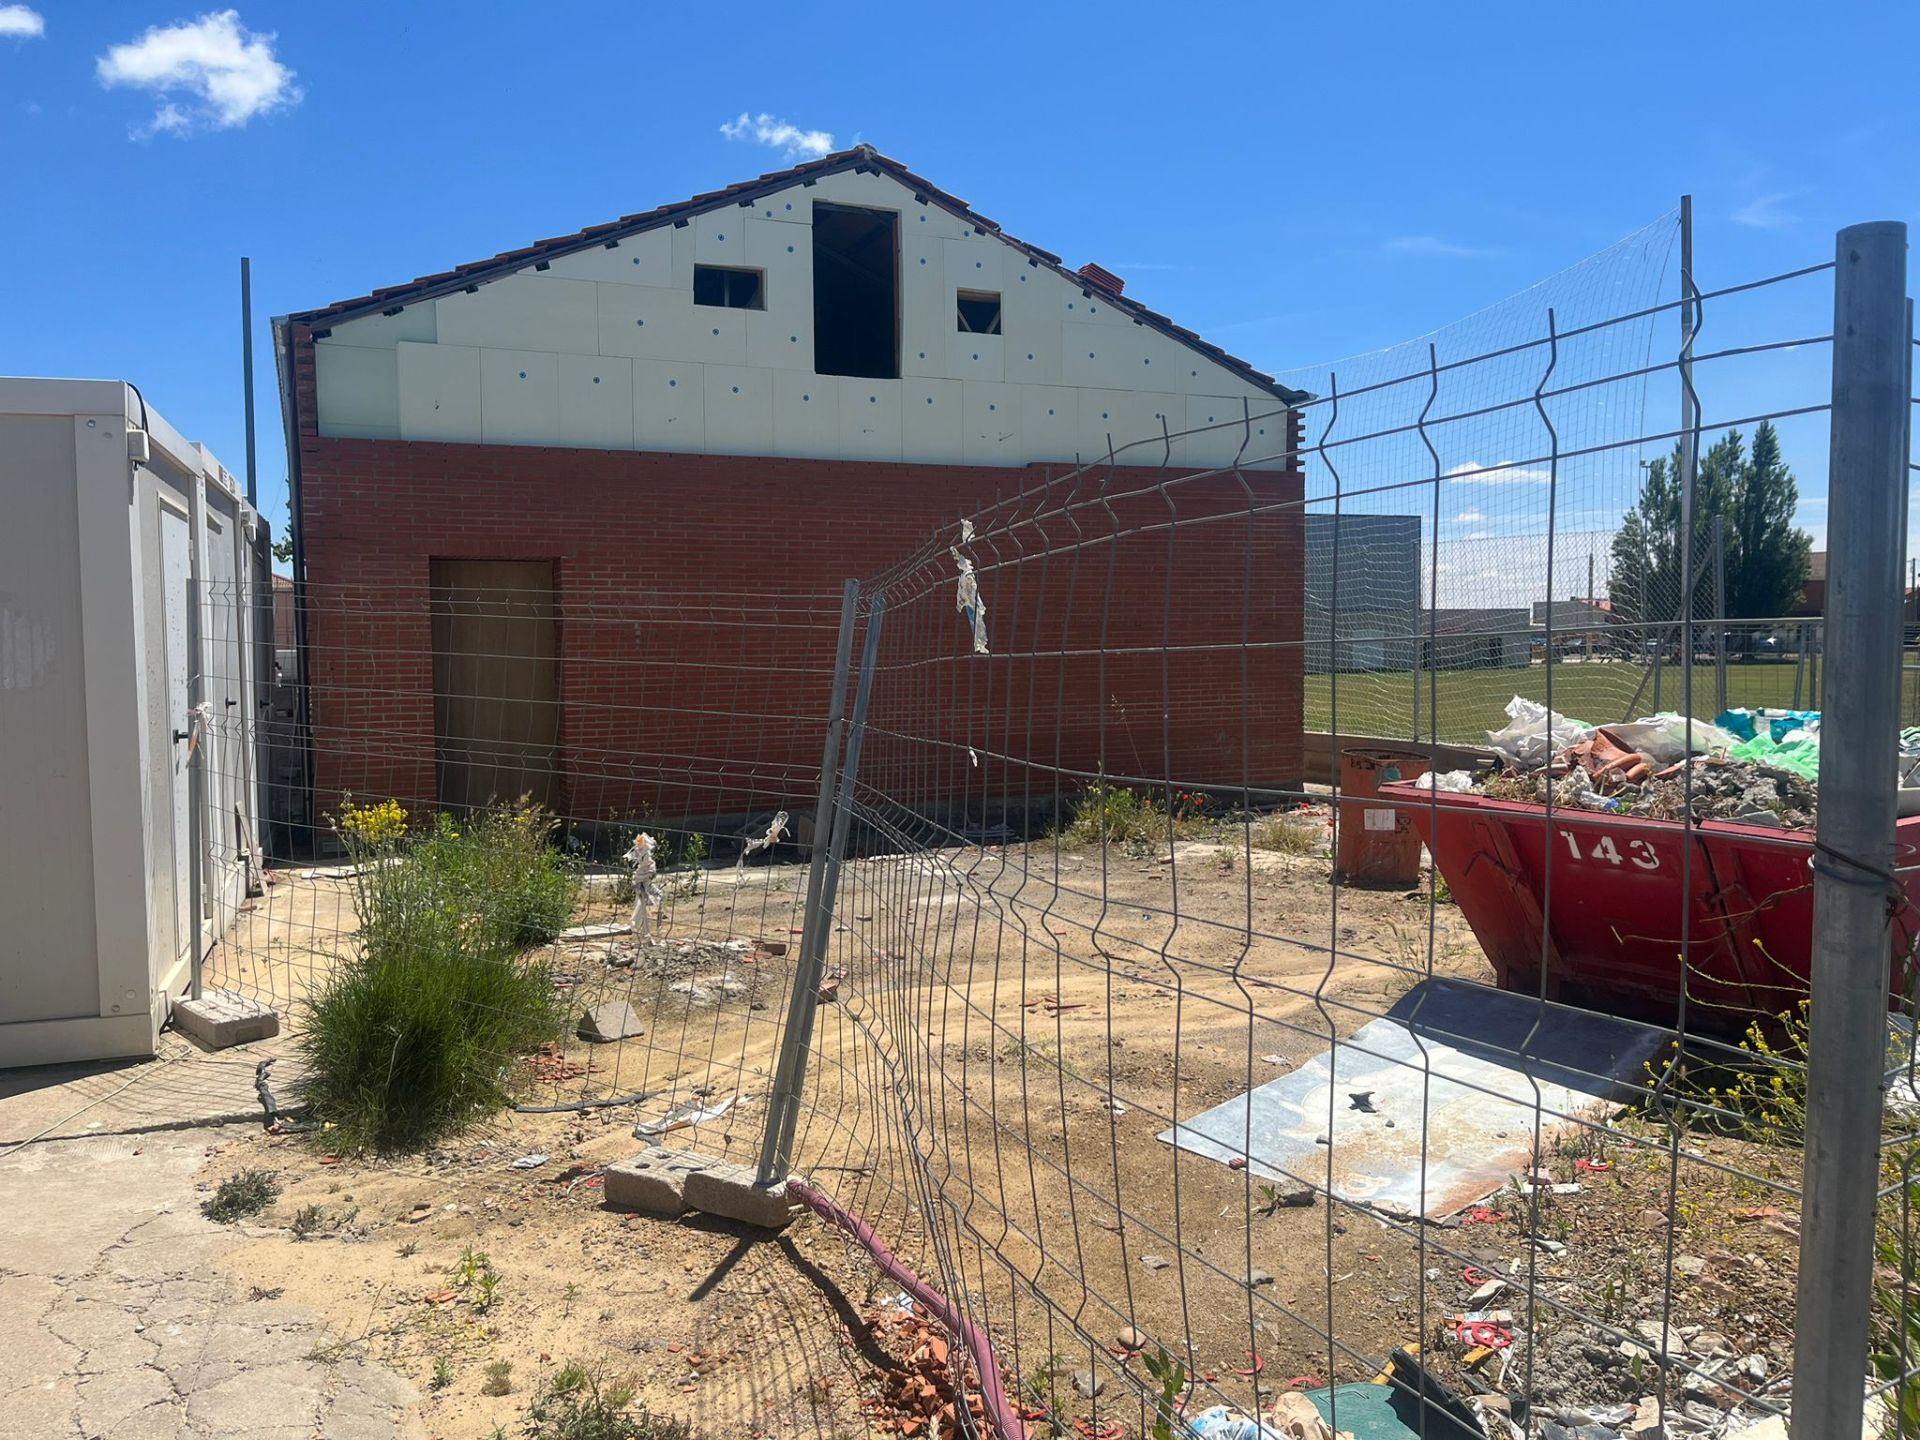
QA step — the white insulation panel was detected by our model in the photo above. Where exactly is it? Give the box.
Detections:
[311,168,1289,468]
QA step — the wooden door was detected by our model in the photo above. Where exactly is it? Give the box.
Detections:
[430,560,560,813]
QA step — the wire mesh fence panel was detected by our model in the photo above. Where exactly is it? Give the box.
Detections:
[166,218,1916,1440]
[767,221,1918,1440]
[192,577,857,1161]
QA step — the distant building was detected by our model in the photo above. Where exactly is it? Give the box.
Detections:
[1791,551,1827,617]
[275,145,1310,821]
[1304,513,1420,672]
[1421,608,1532,669]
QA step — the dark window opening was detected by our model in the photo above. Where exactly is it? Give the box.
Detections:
[693,265,763,310]
[812,202,898,379]
[956,290,1002,335]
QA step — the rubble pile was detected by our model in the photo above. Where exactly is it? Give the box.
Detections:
[1480,757,1818,830]
[1444,700,1829,832]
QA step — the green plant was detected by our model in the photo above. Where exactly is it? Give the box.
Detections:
[300,803,570,1153]
[523,1363,694,1440]
[398,1240,418,1258]
[456,1247,492,1287]
[201,1169,279,1223]
[473,1266,502,1313]
[483,1359,514,1397]
[666,832,707,899]
[418,803,582,949]
[290,1203,325,1240]
[1142,1346,1188,1440]
[1249,813,1318,856]
[431,1356,454,1392]
[1062,782,1155,847]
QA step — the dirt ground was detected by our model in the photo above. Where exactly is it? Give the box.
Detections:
[194,811,1792,1437]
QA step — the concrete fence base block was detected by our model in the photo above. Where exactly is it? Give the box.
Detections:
[603,1150,795,1228]
[682,1160,796,1229]
[170,989,280,1049]
[602,1150,713,1217]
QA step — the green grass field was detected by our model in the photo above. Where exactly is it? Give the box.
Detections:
[1303,661,1829,745]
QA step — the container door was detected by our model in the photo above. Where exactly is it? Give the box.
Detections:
[160,506,193,968]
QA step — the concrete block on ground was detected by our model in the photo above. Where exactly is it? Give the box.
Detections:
[577,1000,644,1042]
[681,1158,796,1229]
[603,1150,712,1217]
[171,989,280,1049]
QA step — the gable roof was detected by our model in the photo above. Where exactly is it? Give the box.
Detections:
[285,145,1307,405]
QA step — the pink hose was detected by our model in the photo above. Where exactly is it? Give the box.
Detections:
[786,1178,1022,1440]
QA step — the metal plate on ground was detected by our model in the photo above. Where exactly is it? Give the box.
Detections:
[1157,977,1672,1219]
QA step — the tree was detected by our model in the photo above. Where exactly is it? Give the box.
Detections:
[1609,423,1810,623]
[270,530,294,566]
[1726,421,1812,618]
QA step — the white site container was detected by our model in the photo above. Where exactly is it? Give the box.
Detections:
[0,379,270,1066]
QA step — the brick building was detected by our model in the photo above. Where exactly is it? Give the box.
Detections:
[275,147,1306,830]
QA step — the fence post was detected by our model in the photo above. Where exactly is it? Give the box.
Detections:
[186,571,206,1001]
[1794,219,1910,1440]
[757,583,882,1186]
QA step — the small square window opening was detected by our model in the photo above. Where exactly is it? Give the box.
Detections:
[956,290,1002,335]
[694,265,764,310]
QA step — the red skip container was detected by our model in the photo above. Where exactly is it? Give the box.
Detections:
[1380,781,1920,1034]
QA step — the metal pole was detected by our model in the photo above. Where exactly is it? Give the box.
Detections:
[1713,514,1728,715]
[1794,219,1910,1440]
[240,257,257,510]
[1678,195,1699,718]
[186,470,209,1001]
[186,572,207,1001]
[756,580,864,1185]
[761,591,885,1183]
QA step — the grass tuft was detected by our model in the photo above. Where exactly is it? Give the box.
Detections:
[201,1169,279,1223]
[524,1363,695,1440]
[298,799,572,1154]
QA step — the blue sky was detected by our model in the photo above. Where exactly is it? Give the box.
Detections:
[2,1,1915,563]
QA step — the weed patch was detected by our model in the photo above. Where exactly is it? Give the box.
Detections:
[299,799,571,1153]
[524,1363,694,1440]
[201,1169,278,1223]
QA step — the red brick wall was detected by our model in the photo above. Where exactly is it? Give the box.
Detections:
[289,326,1305,829]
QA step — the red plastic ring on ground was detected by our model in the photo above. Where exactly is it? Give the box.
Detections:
[1456,1321,1513,1349]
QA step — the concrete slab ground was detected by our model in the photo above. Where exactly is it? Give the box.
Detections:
[0,1104,416,1439]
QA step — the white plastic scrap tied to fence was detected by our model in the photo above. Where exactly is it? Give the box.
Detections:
[623,832,662,938]
[738,810,789,867]
[952,519,989,655]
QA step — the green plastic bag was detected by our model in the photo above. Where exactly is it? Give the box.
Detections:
[1730,730,1821,780]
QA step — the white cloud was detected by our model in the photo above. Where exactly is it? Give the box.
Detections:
[0,5,43,38]
[719,111,834,160]
[148,101,191,135]
[97,10,299,137]
[1453,509,1486,523]
[1382,235,1506,261]
[1445,460,1553,486]
[1732,190,1800,230]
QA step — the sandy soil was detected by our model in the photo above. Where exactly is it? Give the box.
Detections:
[195,815,1791,1436]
